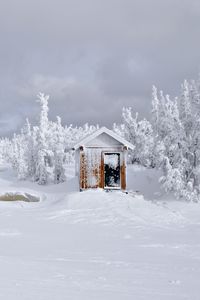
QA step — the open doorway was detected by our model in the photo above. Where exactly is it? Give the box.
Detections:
[104,153,120,189]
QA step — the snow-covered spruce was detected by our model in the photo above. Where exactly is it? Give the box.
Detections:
[151,78,200,201]
[0,93,98,185]
[113,107,154,167]
[113,76,200,201]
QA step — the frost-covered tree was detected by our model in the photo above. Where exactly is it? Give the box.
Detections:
[17,142,28,180]
[151,85,160,136]
[10,134,19,171]
[8,131,28,180]
[53,116,66,183]
[21,118,36,178]
[35,150,48,185]
[0,138,12,164]
[0,92,99,185]
[114,107,154,167]
[152,77,200,201]
[35,93,50,184]
[159,157,184,196]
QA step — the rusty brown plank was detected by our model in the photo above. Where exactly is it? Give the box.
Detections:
[80,152,86,190]
[121,161,126,190]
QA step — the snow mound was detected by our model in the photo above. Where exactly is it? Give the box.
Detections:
[46,190,187,226]
[127,164,164,199]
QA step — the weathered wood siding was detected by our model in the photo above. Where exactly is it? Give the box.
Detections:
[78,143,128,190]
[80,150,87,189]
[121,161,126,190]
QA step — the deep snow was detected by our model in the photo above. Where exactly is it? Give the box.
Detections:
[0,164,200,299]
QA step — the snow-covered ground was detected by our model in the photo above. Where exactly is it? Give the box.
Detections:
[0,164,200,299]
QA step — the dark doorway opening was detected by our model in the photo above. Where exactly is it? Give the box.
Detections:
[104,153,120,188]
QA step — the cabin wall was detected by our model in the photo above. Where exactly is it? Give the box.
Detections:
[79,150,86,189]
[79,148,102,189]
[78,146,127,190]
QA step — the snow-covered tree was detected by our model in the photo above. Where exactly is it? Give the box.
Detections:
[35,93,50,184]
[159,157,184,196]
[53,116,66,184]
[151,85,160,136]
[151,77,200,201]
[114,107,154,167]
[0,92,99,185]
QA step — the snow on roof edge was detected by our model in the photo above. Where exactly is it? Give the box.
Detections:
[73,126,134,150]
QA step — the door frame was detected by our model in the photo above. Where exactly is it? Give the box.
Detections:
[103,152,121,190]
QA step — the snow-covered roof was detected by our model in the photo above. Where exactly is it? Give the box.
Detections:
[73,126,134,150]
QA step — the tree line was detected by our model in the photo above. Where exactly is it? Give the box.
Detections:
[0,76,200,201]
[114,77,200,201]
[0,93,98,185]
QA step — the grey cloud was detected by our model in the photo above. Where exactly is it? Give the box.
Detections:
[0,0,200,135]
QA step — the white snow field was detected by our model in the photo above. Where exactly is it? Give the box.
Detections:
[0,164,200,300]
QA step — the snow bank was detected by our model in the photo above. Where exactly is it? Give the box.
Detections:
[127,164,165,200]
[44,189,194,227]
[0,165,200,299]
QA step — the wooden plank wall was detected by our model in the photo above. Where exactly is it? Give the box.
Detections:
[121,161,126,190]
[121,150,127,190]
[80,151,87,190]
[79,147,127,190]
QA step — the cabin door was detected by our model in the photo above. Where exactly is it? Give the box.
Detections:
[104,153,120,189]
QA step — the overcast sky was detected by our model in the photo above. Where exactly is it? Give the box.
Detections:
[0,0,200,135]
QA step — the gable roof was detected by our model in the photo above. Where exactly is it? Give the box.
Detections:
[73,126,134,150]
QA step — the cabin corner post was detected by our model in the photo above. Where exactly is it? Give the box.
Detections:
[121,147,127,190]
[79,146,86,190]
[100,152,104,188]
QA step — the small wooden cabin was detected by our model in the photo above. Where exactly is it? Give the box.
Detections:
[73,127,134,191]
